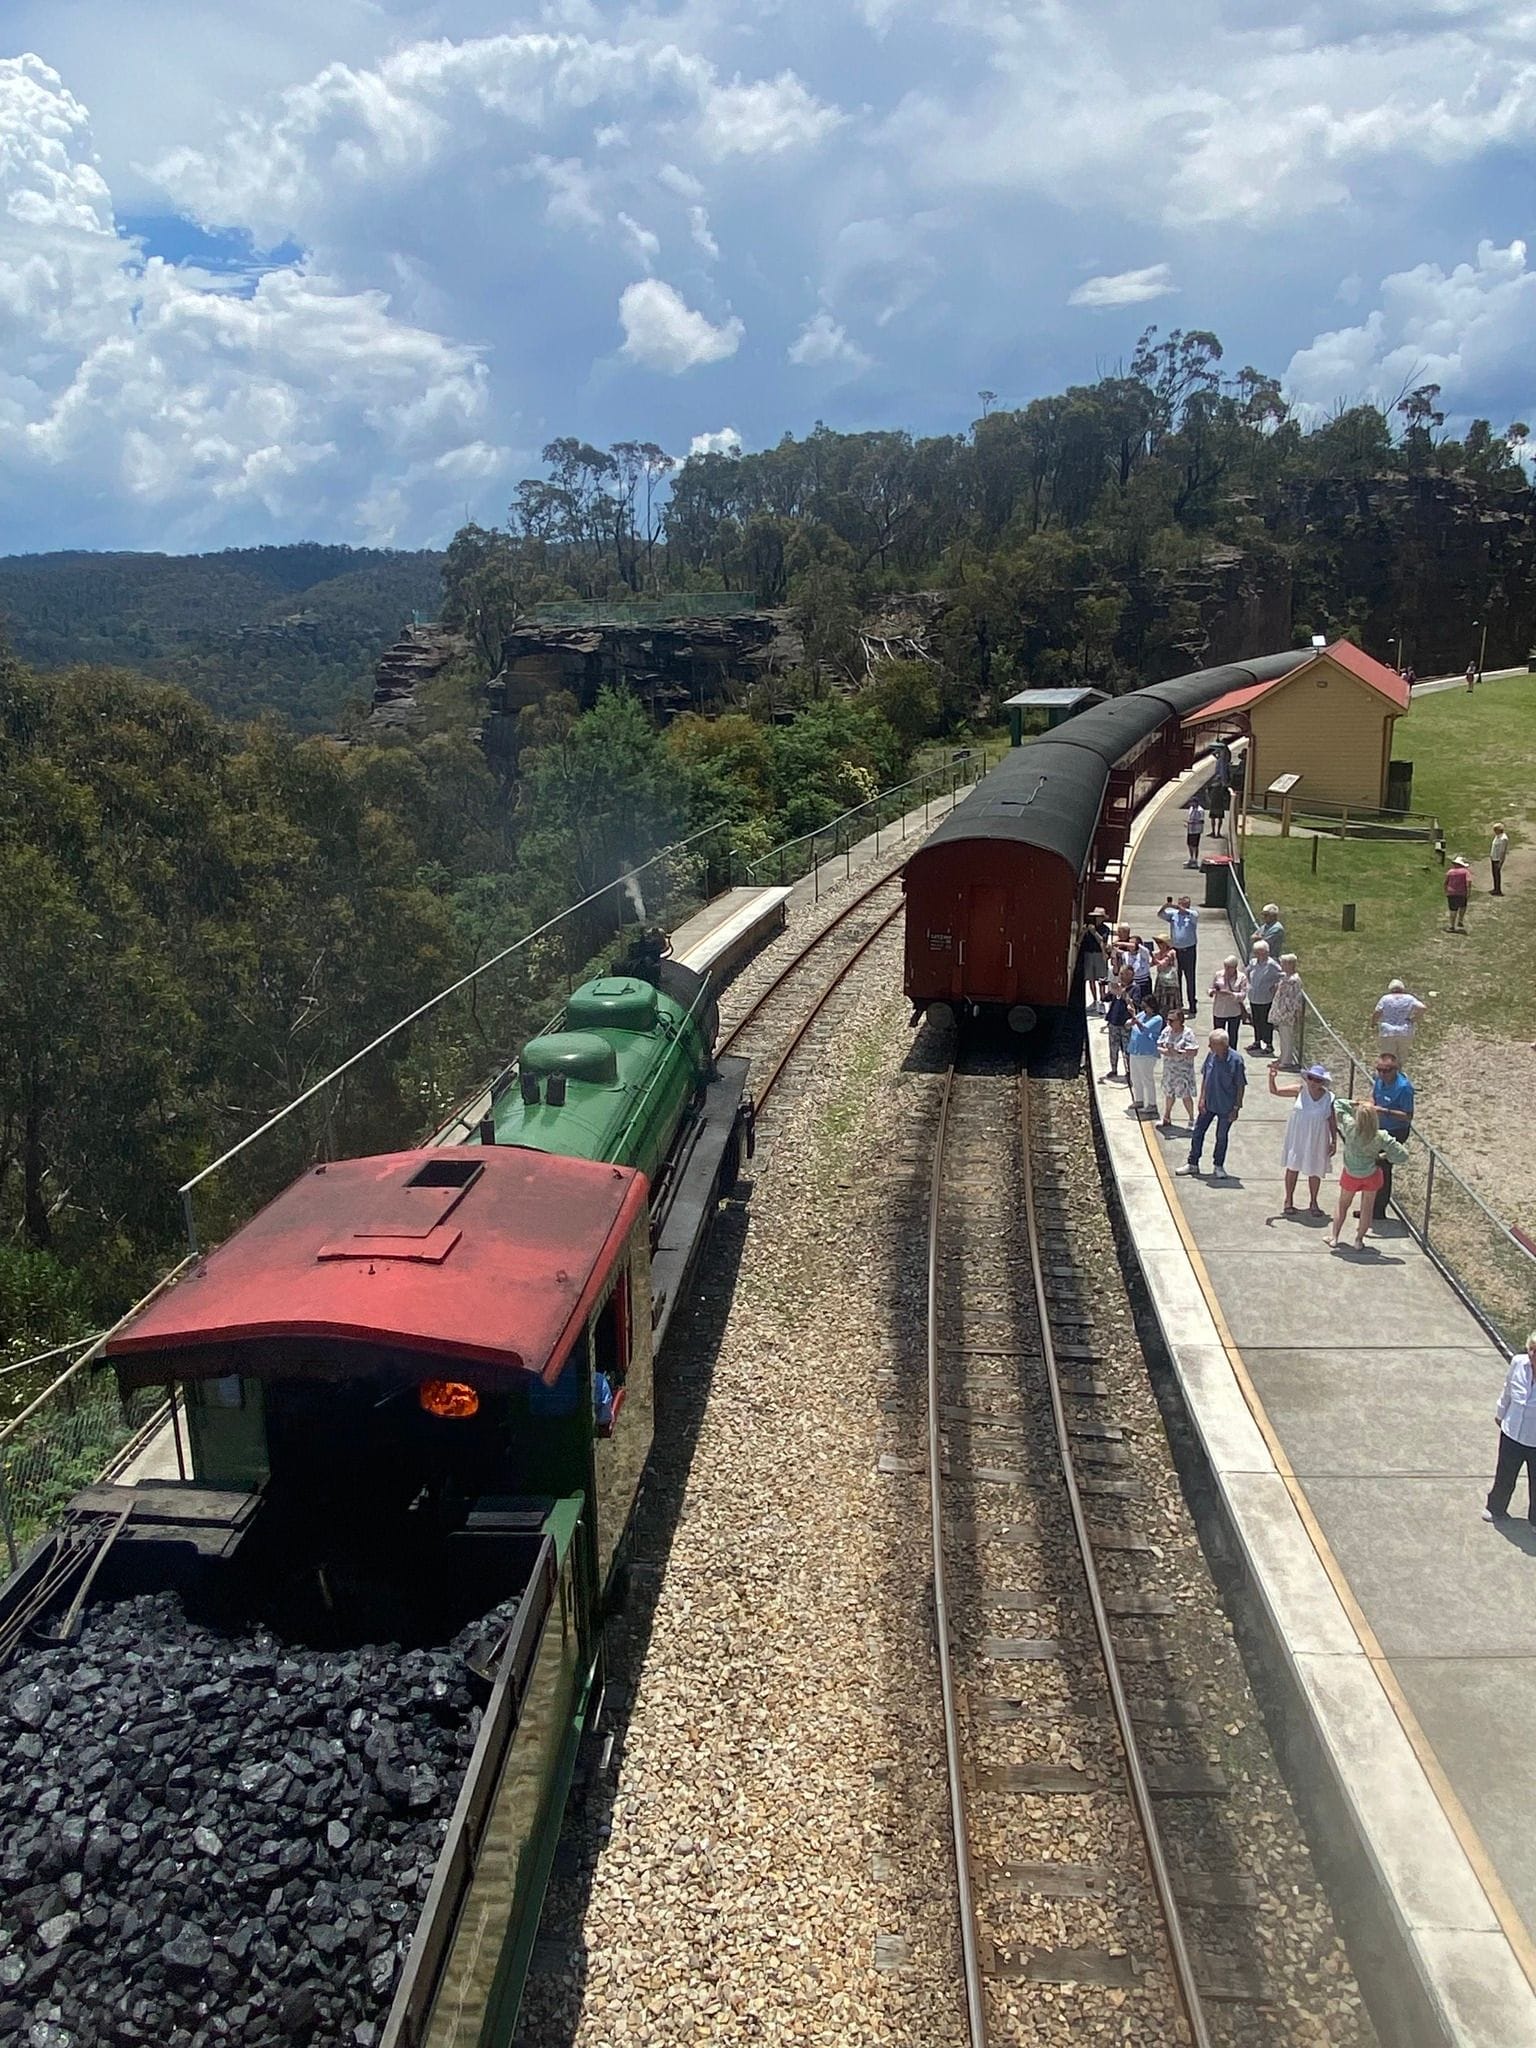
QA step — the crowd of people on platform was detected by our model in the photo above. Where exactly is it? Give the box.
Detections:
[1093,745,1536,1525]
[1086,889,1426,1251]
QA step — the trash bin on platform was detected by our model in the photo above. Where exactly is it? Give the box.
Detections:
[1201,854,1233,909]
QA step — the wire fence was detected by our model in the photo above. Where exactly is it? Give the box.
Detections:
[175,818,737,1258]
[0,1350,168,1577]
[1227,871,1536,1352]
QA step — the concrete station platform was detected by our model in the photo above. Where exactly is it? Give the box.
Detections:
[1094,761,1536,2047]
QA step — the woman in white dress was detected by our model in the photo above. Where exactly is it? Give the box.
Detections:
[1268,1061,1336,1216]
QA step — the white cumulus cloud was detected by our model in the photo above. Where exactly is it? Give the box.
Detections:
[1068,263,1176,309]
[1285,239,1536,430]
[688,426,742,457]
[0,54,498,549]
[153,36,842,244]
[898,0,1536,229]
[618,278,743,373]
[697,72,843,159]
[787,310,872,371]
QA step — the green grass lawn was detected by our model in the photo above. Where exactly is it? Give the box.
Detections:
[1242,671,1536,1054]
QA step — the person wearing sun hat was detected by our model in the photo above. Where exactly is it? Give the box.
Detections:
[1268,1060,1336,1217]
[1445,854,1471,932]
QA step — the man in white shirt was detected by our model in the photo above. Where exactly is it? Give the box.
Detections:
[1184,801,1204,868]
[1484,1334,1536,1522]
[1158,896,1200,1011]
[1371,979,1427,1068]
[1491,824,1510,897]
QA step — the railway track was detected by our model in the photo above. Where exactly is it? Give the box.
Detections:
[927,1057,1269,2047]
[718,867,904,1111]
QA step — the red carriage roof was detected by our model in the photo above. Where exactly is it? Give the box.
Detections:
[1186,640,1411,726]
[106,1147,648,1386]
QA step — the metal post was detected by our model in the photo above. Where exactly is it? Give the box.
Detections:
[813,845,821,904]
[1424,1150,1436,1245]
[1311,833,1320,874]
[181,1187,200,1259]
[170,1386,188,1481]
[0,1459,18,1573]
[1347,1057,1356,1098]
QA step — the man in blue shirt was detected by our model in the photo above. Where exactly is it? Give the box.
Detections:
[1158,895,1200,1011]
[1184,1030,1247,1179]
[1370,1051,1414,1215]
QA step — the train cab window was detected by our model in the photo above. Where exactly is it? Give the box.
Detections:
[593,1272,631,1388]
[591,1272,631,1437]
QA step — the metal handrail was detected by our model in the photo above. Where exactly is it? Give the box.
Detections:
[0,1335,103,1383]
[175,815,731,1251]
[744,749,987,882]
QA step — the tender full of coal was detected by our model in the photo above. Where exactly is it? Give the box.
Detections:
[0,1588,519,2046]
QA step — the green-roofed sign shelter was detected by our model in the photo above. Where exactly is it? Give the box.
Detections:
[1004,686,1110,744]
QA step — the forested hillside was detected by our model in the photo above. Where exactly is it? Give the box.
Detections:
[0,544,443,730]
[0,647,915,1374]
[443,330,1535,684]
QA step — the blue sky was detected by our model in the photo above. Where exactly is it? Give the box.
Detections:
[1,1,1533,553]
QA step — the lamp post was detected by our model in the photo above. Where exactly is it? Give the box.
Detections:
[1473,616,1489,681]
[1389,633,1401,673]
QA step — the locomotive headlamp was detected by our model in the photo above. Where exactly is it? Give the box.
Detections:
[419,1379,480,1419]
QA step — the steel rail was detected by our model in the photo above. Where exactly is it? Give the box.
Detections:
[1017,1075,1214,2048]
[925,1059,990,2048]
[718,867,904,1063]
[747,902,905,1112]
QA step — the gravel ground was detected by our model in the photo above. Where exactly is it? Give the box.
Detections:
[517,842,1379,2048]
[516,847,966,2048]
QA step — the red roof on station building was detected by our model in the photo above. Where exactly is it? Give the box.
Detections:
[1186,640,1411,726]
[106,1147,648,1386]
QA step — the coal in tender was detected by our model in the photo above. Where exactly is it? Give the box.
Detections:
[0,1589,517,2044]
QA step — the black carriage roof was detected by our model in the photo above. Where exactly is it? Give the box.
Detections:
[1139,653,1305,717]
[919,653,1309,874]
[924,740,1111,867]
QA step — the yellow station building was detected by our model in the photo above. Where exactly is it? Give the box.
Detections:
[1187,640,1412,813]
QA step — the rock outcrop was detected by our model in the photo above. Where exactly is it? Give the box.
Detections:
[366,624,470,731]
[487,607,802,726]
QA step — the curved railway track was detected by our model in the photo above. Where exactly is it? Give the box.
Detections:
[718,868,905,1111]
[928,1056,1248,2047]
